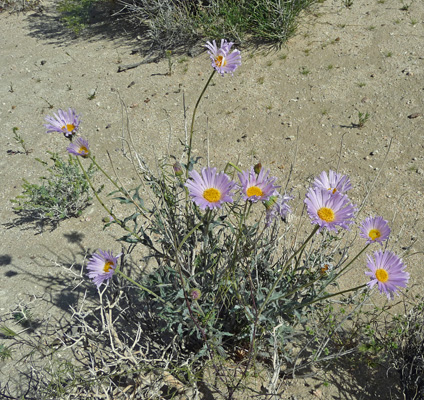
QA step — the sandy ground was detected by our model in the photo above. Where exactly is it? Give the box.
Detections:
[1,0,423,398]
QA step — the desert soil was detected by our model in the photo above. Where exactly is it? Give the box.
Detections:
[0,0,423,398]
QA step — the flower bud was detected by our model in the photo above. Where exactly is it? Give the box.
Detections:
[190,288,202,300]
[173,162,183,177]
[103,215,115,223]
[254,162,262,175]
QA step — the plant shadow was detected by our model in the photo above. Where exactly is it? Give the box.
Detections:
[321,355,401,399]
[23,1,202,59]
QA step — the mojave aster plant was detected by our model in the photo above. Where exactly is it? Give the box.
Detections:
[185,167,236,210]
[41,39,415,400]
[44,108,81,138]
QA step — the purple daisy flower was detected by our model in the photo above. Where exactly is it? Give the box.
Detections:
[67,137,90,158]
[87,250,121,288]
[205,39,241,76]
[365,250,409,299]
[239,167,279,203]
[264,192,292,227]
[44,108,81,138]
[360,216,391,245]
[305,187,355,232]
[185,167,236,210]
[313,170,352,194]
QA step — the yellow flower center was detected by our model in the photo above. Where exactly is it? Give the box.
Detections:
[215,55,227,67]
[62,123,75,132]
[328,188,337,194]
[375,268,389,283]
[246,186,263,198]
[78,146,89,155]
[203,188,221,203]
[317,207,335,222]
[368,229,381,241]
[103,261,114,273]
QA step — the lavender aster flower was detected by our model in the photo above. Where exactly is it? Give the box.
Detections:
[67,137,90,158]
[365,250,409,299]
[360,216,391,244]
[87,250,120,288]
[239,167,279,203]
[264,192,292,227]
[314,170,352,194]
[185,167,236,210]
[44,108,81,138]
[305,187,355,232]
[205,39,241,76]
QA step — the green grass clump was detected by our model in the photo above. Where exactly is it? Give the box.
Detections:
[57,0,102,34]
[198,0,316,43]
[60,0,318,47]
[10,151,96,229]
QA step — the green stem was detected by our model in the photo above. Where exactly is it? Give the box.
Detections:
[186,69,216,177]
[318,243,370,297]
[116,270,170,306]
[272,244,370,305]
[76,156,117,220]
[224,162,243,174]
[339,243,370,276]
[226,202,257,324]
[76,157,163,256]
[277,274,322,302]
[257,225,320,319]
[89,155,121,193]
[194,301,205,317]
[178,221,203,252]
[203,208,212,237]
[89,155,149,217]
[293,283,367,310]
[230,201,249,273]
